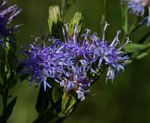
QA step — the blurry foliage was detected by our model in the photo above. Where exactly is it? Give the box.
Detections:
[61,0,76,10]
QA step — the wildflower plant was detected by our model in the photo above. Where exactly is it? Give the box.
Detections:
[0,0,150,123]
[23,23,129,100]
[19,6,131,123]
[0,0,21,122]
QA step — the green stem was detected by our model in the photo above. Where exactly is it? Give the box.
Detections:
[121,5,129,35]
[104,0,108,18]
[100,0,108,32]
[61,0,66,10]
[0,47,8,123]
[2,87,9,123]
[101,0,108,22]
[0,44,17,123]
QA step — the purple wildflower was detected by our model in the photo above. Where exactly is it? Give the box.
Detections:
[62,23,129,100]
[93,25,129,81]
[22,39,66,91]
[0,0,21,47]
[128,0,145,16]
[60,66,91,101]
[124,0,150,26]
[22,22,129,101]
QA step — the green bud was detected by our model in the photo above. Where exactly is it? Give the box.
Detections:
[69,12,82,36]
[48,6,63,36]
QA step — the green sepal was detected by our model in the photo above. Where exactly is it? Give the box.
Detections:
[59,92,77,118]
[68,12,82,36]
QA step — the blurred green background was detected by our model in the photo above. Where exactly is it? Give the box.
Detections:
[3,0,150,123]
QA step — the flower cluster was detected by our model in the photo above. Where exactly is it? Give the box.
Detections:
[124,0,150,26]
[0,0,21,47]
[22,22,129,101]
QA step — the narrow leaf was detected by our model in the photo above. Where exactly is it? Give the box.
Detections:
[5,97,17,121]
[35,85,53,114]
[125,43,150,53]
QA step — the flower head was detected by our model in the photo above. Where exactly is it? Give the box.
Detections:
[22,39,66,91]
[124,0,150,26]
[89,22,129,81]
[0,0,21,47]
[22,22,129,101]
[128,0,145,16]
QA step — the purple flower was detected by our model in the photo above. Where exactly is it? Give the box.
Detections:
[92,22,129,81]
[124,0,150,26]
[22,22,129,101]
[0,0,21,47]
[128,0,145,16]
[22,39,67,91]
[60,66,91,101]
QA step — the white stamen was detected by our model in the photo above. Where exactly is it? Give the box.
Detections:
[102,21,110,41]
[73,25,78,44]
[110,30,121,47]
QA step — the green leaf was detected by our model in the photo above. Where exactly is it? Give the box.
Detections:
[125,43,150,60]
[35,85,53,114]
[5,97,17,121]
[125,43,150,53]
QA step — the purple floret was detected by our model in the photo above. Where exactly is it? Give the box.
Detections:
[0,0,21,47]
